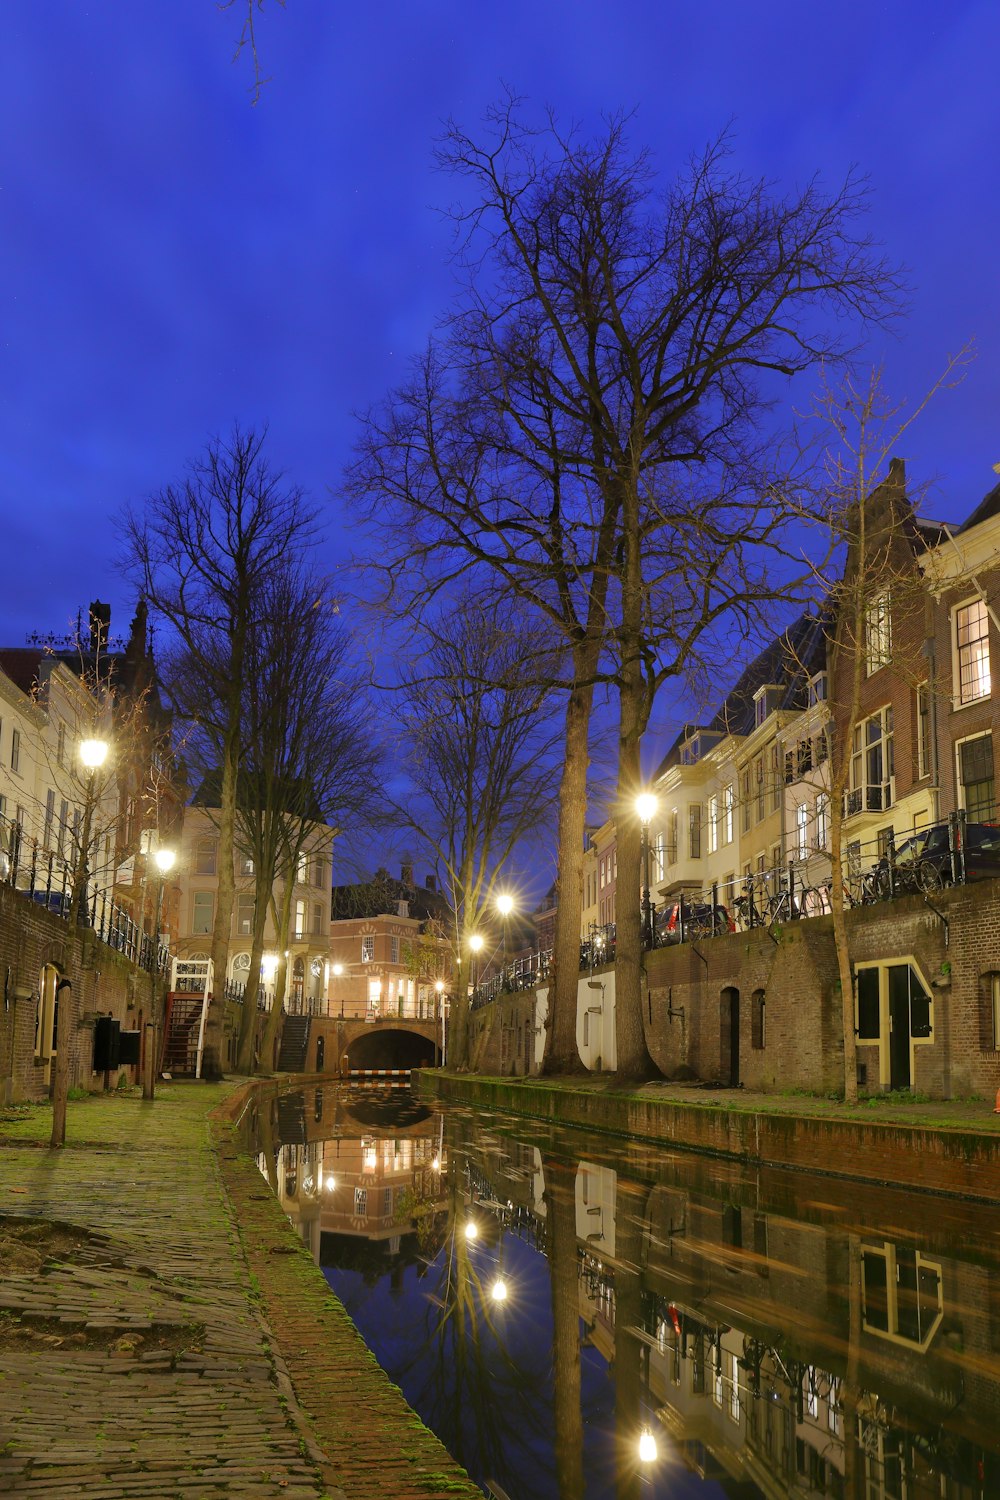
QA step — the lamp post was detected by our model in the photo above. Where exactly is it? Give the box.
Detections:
[51,735,110,1150]
[435,978,446,1065]
[496,893,514,977]
[635,792,658,951]
[469,933,484,1000]
[143,845,175,1101]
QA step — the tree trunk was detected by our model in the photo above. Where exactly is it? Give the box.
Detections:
[51,792,96,1147]
[614,487,658,1082]
[236,895,270,1075]
[829,793,858,1104]
[542,667,596,1075]
[262,880,295,1067]
[449,953,470,1070]
[205,741,238,1079]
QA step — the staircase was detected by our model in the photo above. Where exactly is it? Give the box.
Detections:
[277,1013,311,1073]
[160,994,204,1076]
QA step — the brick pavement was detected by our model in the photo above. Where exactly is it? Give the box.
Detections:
[0,1083,481,1500]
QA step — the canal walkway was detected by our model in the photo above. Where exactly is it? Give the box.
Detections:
[0,1081,482,1500]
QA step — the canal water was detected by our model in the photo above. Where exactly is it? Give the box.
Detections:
[243,1083,1000,1499]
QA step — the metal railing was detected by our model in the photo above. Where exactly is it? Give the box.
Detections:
[0,814,170,973]
[648,810,975,949]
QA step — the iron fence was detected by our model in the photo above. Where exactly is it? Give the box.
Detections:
[650,810,976,949]
[0,813,170,973]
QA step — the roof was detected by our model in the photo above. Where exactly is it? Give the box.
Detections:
[959,478,1000,534]
[652,612,827,779]
[331,869,452,925]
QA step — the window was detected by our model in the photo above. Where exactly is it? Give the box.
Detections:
[235,894,255,935]
[667,810,679,862]
[10,728,20,774]
[808,673,828,706]
[865,592,892,675]
[816,794,829,850]
[741,771,752,834]
[769,746,781,812]
[56,722,66,766]
[754,757,765,823]
[707,794,719,855]
[297,851,309,883]
[43,789,55,848]
[754,691,767,728]
[795,804,808,860]
[361,935,375,963]
[312,902,323,936]
[599,857,605,889]
[194,838,217,876]
[688,804,701,860]
[955,598,991,705]
[192,891,214,934]
[390,935,400,964]
[723,784,734,845]
[313,859,327,889]
[849,707,894,814]
[294,899,306,939]
[240,853,255,875]
[58,798,69,857]
[916,684,931,780]
[354,1188,368,1217]
[958,733,995,822]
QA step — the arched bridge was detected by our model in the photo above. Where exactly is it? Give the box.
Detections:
[284,1014,442,1076]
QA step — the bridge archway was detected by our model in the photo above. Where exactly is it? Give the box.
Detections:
[347,1027,437,1072]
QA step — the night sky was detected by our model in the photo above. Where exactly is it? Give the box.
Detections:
[2,3,998,670]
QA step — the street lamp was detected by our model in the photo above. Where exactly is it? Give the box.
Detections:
[635,792,658,950]
[144,845,175,1101]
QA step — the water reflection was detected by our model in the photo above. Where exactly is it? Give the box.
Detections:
[243,1086,1000,1500]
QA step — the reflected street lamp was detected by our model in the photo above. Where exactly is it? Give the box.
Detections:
[635,792,658,950]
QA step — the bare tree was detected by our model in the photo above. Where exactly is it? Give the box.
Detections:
[391,595,561,1069]
[124,425,317,1077]
[349,95,901,1078]
[220,0,286,104]
[802,356,968,1101]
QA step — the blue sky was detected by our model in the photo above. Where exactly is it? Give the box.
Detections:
[1,2,997,679]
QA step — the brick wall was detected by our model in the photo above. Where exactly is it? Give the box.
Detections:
[0,881,164,1102]
[644,878,1000,1098]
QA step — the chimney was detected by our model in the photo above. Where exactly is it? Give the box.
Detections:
[400,858,414,886]
[425,874,436,892]
[89,600,111,656]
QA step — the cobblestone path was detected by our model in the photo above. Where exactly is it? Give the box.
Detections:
[0,1084,481,1500]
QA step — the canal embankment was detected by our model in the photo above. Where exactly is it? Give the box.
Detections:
[417,1070,1000,1202]
[0,1079,482,1500]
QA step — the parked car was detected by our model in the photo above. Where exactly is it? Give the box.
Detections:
[658,899,735,942]
[879,820,1000,891]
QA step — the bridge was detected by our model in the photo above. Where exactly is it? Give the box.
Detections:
[288,1014,442,1076]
